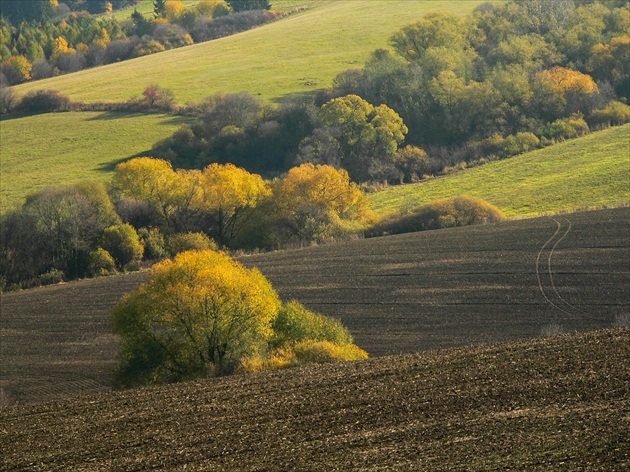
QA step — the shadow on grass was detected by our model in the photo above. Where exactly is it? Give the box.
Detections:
[85,111,191,125]
[96,150,155,173]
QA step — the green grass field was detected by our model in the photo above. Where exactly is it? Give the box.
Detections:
[0,112,190,212]
[370,125,630,219]
[12,1,486,104]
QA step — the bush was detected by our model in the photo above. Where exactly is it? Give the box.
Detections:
[17,90,71,114]
[138,227,167,260]
[500,132,540,157]
[88,248,117,276]
[166,232,217,256]
[270,300,353,349]
[589,101,630,127]
[368,195,506,236]
[101,223,144,270]
[0,85,16,115]
[541,115,589,141]
[292,340,368,364]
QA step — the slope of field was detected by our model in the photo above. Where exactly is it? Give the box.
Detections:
[12,1,486,104]
[0,112,190,212]
[371,124,630,218]
[1,208,628,406]
[1,328,628,470]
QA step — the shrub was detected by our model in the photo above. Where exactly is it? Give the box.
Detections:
[500,132,540,157]
[138,227,167,260]
[166,232,217,256]
[17,90,71,114]
[101,223,144,270]
[368,195,506,236]
[240,340,368,372]
[541,115,589,140]
[270,300,353,349]
[0,55,32,84]
[88,248,117,276]
[0,84,16,115]
[589,101,630,127]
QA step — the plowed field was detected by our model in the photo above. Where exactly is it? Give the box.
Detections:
[1,328,628,470]
[1,208,629,406]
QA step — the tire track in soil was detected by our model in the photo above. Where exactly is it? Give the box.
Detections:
[536,216,588,317]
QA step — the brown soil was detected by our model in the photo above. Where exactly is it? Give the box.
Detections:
[1,328,628,470]
[1,207,628,406]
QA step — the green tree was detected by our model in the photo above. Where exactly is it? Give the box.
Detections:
[101,223,144,270]
[227,0,270,12]
[112,249,281,385]
[299,94,407,182]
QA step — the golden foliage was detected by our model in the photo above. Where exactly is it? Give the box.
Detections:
[538,66,599,96]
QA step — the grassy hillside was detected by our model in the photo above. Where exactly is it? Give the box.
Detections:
[1,328,627,470]
[371,124,630,218]
[0,112,190,212]
[2,208,627,405]
[12,1,486,104]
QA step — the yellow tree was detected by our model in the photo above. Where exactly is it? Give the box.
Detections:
[535,66,599,117]
[273,163,371,242]
[112,249,281,385]
[112,157,184,229]
[194,163,270,246]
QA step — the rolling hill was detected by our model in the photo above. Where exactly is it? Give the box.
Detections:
[1,207,628,406]
[11,1,486,104]
[370,124,630,218]
[1,327,627,470]
[0,112,191,212]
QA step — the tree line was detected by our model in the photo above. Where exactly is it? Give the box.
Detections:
[0,159,374,291]
[145,0,629,183]
[0,0,280,85]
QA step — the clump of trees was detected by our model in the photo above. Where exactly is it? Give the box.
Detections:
[0,182,143,290]
[113,249,366,386]
[0,0,286,85]
[318,0,629,173]
[111,157,374,249]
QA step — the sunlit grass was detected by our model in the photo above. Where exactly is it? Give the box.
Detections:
[0,112,191,212]
[370,125,630,219]
[13,1,486,105]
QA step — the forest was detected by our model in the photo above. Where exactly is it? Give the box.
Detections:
[0,0,279,83]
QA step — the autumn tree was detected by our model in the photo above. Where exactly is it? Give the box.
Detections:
[534,66,600,118]
[194,163,270,246]
[112,249,281,385]
[0,55,32,84]
[587,35,630,99]
[112,157,189,230]
[272,163,372,242]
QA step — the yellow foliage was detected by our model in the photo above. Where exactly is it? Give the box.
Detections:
[52,36,72,58]
[538,66,599,96]
[197,163,270,213]
[275,163,368,219]
[113,249,282,383]
[164,0,186,21]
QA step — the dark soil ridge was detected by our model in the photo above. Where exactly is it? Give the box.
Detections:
[1,207,629,406]
[1,328,628,471]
